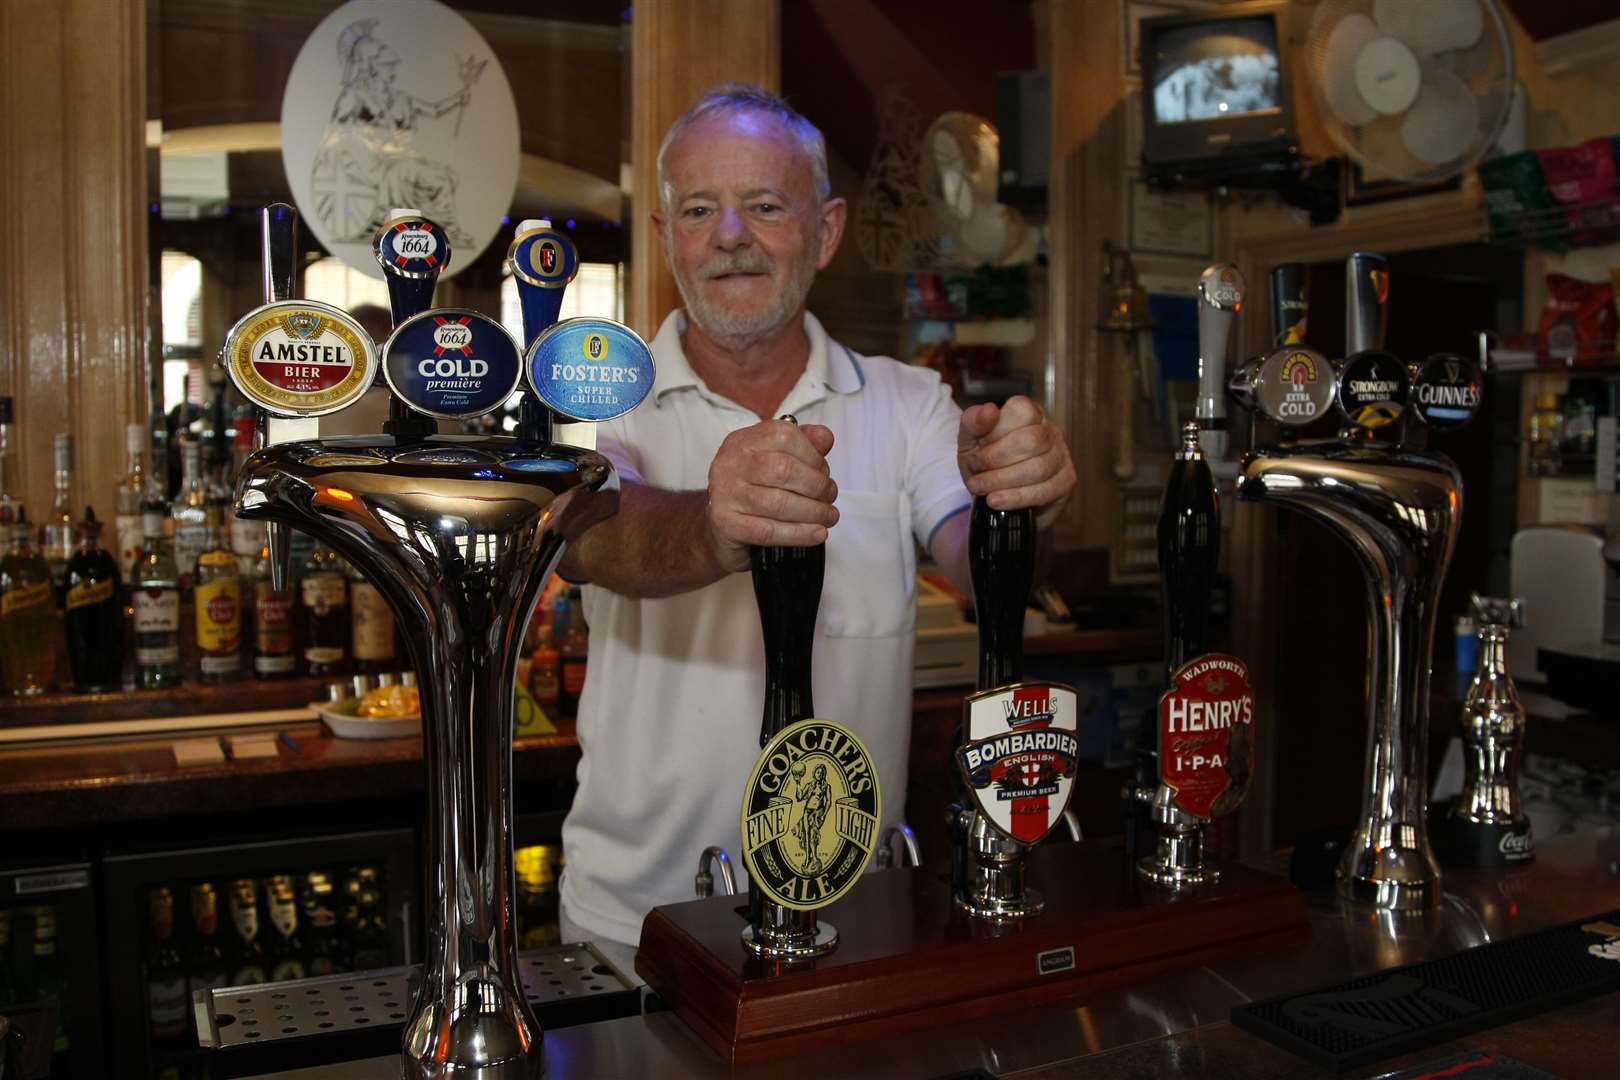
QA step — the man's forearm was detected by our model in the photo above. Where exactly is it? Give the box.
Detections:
[557,480,732,598]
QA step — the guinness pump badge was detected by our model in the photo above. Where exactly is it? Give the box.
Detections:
[957,681,1080,843]
[224,300,375,417]
[1158,655,1256,819]
[740,719,881,912]
[1410,353,1482,431]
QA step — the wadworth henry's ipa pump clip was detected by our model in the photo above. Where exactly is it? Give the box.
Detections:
[1231,252,1481,911]
[227,206,652,1080]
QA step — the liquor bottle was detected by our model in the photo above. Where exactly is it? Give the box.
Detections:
[349,888,390,972]
[194,520,242,682]
[348,560,397,674]
[187,883,229,1003]
[133,506,183,689]
[115,423,150,581]
[1158,422,1219,674]
[303,876,344,976]
[300,543,348,675]
[64,508,123,691]
[1,506,59,694]
[145,887,189,1051]
[226,879,268,985]
[0,395,13,524]
[266,878,307,982]
[42,433,76,589]
[557,587,589,716]
[528,625,560,710]
[171,440,210,590]
[28,906,71,1062]
[252,543,296,679]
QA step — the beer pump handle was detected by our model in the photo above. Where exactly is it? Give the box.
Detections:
[969,495,1036,694]
[375,209,448,438]
[256,204,307,593]
[751,417,825,747]
[1270,263,1308,348]
[509,219,581,447]
[1345,252,1389,357]
[1158,421,1219,677]
[1195,265,1245,464]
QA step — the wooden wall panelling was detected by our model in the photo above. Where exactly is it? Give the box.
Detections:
[1046,0,1127,553]
[627,0,781,340]
[0,0,146,528]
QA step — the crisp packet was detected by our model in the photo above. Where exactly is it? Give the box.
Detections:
[1478,150,1567,253]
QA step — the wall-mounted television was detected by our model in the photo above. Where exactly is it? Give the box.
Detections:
[1140,7,1296,168]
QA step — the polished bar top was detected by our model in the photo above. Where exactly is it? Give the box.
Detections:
[245,827,1620,1079]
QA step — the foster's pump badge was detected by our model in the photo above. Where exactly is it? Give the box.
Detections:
[526,317,654,422]
[741,718,881,912]
[508,224,579,289]
[382,308,523,421]
[224,300,376,417]
[1158,655,1255,819]
[957,681,1080,844]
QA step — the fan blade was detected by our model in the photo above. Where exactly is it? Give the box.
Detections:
[1375,0,1484,54]
[1354,37,1422,116]
[1400,67,1479,166]
[1321,13,1381,127]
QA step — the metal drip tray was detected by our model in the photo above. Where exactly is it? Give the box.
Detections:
[195,943,638,1077]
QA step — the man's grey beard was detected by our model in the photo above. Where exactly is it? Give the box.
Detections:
[669,240,820,349]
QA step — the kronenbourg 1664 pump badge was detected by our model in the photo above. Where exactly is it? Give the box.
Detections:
[224,300,376,417]
[1157,654,1256,819]
[740,719,881,912]
[956,682,1080,844]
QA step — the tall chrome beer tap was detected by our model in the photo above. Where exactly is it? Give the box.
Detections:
[230,209,653,1078]
[951,498,1079,920]
[1231,252,1479,911]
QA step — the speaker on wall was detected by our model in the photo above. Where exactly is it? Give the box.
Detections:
[996,71,1049,215]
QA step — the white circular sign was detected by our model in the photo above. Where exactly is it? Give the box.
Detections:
[281,0,518,282]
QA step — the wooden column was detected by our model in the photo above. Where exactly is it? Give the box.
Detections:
[1045,1,1125,551]
[627,0,780,339]
[0,0,147,524]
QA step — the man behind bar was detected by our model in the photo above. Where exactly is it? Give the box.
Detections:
[556,84,1077,966]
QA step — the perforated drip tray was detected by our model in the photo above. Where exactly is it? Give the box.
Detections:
[195,943,639,1077]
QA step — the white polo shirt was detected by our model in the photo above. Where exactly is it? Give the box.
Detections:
[561,310,971,947]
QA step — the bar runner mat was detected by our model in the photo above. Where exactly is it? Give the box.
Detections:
[1230,909,1620,1070]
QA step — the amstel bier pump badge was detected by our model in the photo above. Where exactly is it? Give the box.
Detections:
[224,300,375,417]
[1157,655,1256,819]
[956,682,1080,844]
[740,719,881,912]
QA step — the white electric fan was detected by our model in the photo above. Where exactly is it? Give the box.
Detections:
[1305,0,1515,182]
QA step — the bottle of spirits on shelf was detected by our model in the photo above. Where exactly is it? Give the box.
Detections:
[557,587,589,715]
[42,433,76,589]
[171,439,210,591]
[64,508,123,691]
[1,506,59,694]
[229,419,263,577]
[114,423,150,582]
[529,625,560,710]
[188,883,230,1003]
[300,542,349,676]
[226,879,268,986]
[348,560,397,675]
[252,542,296,679]
[145,887,189,1053]
[133,504,182,689]
[195,518,242,683]
[0,395,14,524]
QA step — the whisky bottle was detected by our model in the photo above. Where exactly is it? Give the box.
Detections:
[252,543,296,679]
[194,520,242,682]
[133,506,182,689]
[300,542,348,676]
[348,560,396,674]
[63,508,123,691]
[42,433,75,589]
[114,423,150,582]
[171,440,209,591]
[1,506,59,694]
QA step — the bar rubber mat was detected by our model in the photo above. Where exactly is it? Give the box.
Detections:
[1230,910,1620,1070]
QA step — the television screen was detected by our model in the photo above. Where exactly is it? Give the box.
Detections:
[1149,18,1281,127]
